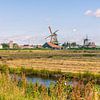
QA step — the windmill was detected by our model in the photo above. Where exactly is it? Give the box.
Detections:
[83,35,90,46]
[45,26,59,45]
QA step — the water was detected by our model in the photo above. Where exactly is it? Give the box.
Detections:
[10,74,56,87]
[11,74,72,87]
[26,76,56,87]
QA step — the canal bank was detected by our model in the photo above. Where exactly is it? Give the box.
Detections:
[0,64,100,85]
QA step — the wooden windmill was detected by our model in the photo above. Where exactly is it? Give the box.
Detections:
[83,35,89,46]
[45,26,59,45]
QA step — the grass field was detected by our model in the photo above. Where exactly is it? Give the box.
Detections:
[0,50,100,74]
[0,72,99,100]
[0,50,100,99]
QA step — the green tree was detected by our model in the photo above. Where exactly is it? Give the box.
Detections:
[13,43,19,49]
[1,43,9,49]
[62,42,69,49]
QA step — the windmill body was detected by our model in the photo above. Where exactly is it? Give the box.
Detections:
[43,26,61,49]
[45,26,59,45]
[84,36,89,47]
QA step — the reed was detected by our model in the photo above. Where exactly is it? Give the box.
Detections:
[0,64,100,84]
[0,70,99,100]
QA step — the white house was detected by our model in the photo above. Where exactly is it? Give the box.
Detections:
[0,44,3,49]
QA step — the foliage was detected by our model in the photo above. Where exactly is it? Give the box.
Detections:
[1,43,9,49]
[0,71,99,100]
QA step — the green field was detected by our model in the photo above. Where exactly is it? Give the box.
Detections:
[0,50,100,74]
[0,50,100,99]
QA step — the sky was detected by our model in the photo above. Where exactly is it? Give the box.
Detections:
[0,0,100,45]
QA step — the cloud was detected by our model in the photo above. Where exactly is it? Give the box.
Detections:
[95,9,100,17]
[84,10,93,16]
[72,28,77,32]
[85,8,100,18]
[0,33,46,45]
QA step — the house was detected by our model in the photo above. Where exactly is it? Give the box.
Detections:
[83,36,96,48]
[88,42,96,48]
[37,45,42,48]
[43,42,61,49]
[20,44,34,49]
[0,44,3,49]
[8,41,14,49]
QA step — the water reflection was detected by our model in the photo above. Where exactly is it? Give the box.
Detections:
[26,76,56,87]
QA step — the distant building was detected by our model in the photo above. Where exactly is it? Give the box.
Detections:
[83,38,89,47]
[0,44,3,49]
[88,42,96,48]
[43,42,61,49]
[83,36,96,48]
[20,44,34,49]
[8,41,14,49]
[37,45,42,48]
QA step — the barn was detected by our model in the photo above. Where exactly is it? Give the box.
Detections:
[43,42,61,50]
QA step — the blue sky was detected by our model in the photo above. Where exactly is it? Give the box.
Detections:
[0,0,100,45]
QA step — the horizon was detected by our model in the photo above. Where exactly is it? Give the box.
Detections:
[0,0,100,45]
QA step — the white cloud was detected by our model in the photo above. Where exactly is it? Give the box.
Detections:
[72,28,77,32]
[84,10,93,16]
[95,9,100,17]
[85,8,100,18]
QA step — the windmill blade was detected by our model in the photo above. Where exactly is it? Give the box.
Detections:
[48,26,53,35]
[53,30,59,34]
[45,35,52,39]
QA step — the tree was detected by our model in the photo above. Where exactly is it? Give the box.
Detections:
[13,43,19,49]
[1,43,9,49]
[62,42,69,49]
[71,42,77,48]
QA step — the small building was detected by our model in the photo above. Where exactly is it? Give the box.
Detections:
[20,44,34,49]
[88,42,96,48]
[43,42,61,49]
[37,45,42,48]
[83,38,89,47]
[9,41,14,49]
[0,44,3,49]
[83,36,96,48]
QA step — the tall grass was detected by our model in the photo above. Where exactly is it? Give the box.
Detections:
[0,64,100,83]
[0,70,99,100]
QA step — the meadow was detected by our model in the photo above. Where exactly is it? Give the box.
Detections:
[0,50,100,74]
[0,49,100,99]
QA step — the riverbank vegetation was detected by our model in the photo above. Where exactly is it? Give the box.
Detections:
[0,64,100,84]
[0,70,99,100]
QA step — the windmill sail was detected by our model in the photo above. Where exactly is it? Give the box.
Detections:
[45,26,59,45]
